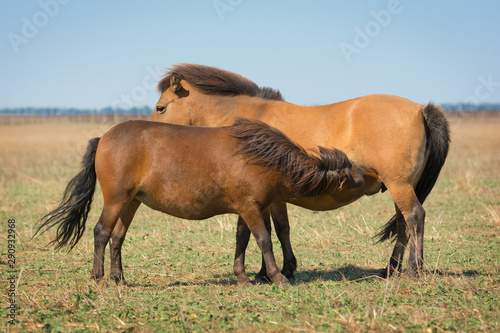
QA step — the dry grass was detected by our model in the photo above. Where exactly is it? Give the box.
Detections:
[1,115,499,332]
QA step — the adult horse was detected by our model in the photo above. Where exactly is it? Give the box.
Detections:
[148,64,450,280]
[35,119,381,285]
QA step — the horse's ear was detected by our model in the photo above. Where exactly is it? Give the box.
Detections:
[170,73,182,92]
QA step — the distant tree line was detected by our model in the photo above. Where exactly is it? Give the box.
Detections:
[440,103,500,112]
[0,106,152,116]
[0,104,499,116]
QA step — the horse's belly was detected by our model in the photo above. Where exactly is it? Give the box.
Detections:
[288,194,362,211]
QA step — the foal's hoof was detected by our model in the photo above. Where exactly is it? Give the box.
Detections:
[236,274,252,286]
[273,273,290,287]
[91,274,104,285]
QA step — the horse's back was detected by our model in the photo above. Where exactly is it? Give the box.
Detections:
[332,95,427,179]
[268,94,427,186]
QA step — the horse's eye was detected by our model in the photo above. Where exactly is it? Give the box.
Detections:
[156,106,166,114]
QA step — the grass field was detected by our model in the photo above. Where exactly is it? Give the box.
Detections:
[1,114,499,332]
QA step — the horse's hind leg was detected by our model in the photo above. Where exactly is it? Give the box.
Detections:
[109,199,141,285]
[386,183,425,277]
[383,209,407,277]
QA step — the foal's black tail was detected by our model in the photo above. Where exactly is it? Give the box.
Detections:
[231,118,353,197]
[377,103,450,242]
[33,137,101,250]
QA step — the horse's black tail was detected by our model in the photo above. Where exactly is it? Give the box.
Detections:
[33,137,101,250]
[231,118,353,197]
[377,103,450,242]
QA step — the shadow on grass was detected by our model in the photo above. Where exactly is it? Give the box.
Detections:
[124,274,239,288]
[295,264,383,283]
[427,269,482,277]
[295,267,484,283]
[123,268,484,288]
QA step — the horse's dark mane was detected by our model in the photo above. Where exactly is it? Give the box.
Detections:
[231,118,352,197]
[157,64,284,101]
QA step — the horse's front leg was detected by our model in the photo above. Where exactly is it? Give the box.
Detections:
[270,202,296,280]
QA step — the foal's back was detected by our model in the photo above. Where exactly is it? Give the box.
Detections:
[94,121,278,219]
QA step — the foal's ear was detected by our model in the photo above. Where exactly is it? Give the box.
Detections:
[170,73,182,92]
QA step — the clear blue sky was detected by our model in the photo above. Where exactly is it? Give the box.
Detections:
[1,0,499,109]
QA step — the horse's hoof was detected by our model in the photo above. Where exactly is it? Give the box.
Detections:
[282,273,296,284]
[403,267,422,279]
[379,267,390,279]
[379,266,402,279]
[113,278,128,286]
[273,273,290,287]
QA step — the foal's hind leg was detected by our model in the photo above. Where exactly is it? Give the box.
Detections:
[255,209,274,283]
[92,204,124,283]
[255,202,297,282]
[234,208,272,284]
[386,183,425,277]
[234,216,252,285]
[109,199,141,285]
[239,207,288,286]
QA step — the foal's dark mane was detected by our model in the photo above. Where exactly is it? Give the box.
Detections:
[231,118,352,197]
[157,63,284,101]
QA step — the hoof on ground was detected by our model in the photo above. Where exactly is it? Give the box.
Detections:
[237,275,252,286]
[403,267,422,279]
[273,273,290,287]
[379,266,402,279]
